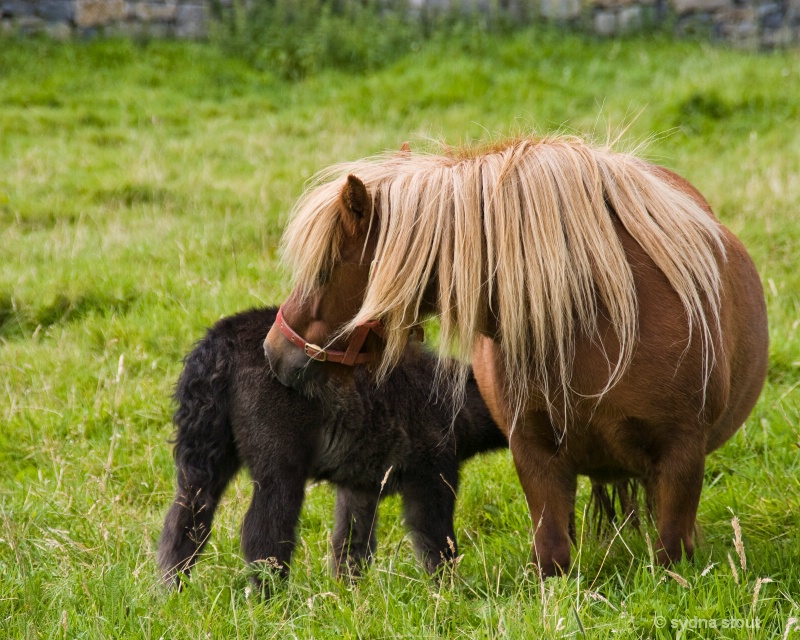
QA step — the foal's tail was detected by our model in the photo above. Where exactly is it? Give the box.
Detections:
[158,329,240,588]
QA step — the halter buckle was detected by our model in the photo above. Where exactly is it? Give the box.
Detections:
[304,342,327,362]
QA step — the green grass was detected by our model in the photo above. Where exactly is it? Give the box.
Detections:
[1,33,799,638]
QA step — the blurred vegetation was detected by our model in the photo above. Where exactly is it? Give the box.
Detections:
[212,0,539,79]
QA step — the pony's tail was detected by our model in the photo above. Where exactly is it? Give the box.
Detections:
[158,330,240,588]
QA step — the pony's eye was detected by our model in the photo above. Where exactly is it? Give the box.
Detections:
[318,269,329,285]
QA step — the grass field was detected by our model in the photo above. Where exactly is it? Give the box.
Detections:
[1,31,799,638]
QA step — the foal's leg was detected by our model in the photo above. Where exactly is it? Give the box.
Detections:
[509,413,577,578]
[158,457,239,588]
[241,469,306,595]
[331,488,379,578]
[401,469,459,574]
[649,438,706,565]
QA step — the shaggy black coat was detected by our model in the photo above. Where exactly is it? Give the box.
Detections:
[158,307,507,592]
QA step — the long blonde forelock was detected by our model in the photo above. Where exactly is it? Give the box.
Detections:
[281,134,725,425]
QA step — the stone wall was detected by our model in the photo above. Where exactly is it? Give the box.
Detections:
[1,0,798,47]
[579,0,799,46]
[0,0,214,38]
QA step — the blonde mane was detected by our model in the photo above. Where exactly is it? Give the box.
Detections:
[282,135,725,427]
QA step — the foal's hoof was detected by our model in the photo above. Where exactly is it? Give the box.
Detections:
[160,570,185,592]
[247,558,289,599]
[332,557,369,582]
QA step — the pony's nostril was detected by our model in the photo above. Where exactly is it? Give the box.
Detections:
[263,329,287,377]
[263,341,310,390]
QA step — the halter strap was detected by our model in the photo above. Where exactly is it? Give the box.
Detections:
[275,305,422,367]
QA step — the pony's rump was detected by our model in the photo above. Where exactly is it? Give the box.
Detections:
[282,135,726,420]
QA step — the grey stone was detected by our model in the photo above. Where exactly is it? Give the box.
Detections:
[145,20,168,36]
[671,0,731,14]
[757,2,780,17]
[74,0,125,27]
[76,26,99,38]
[106,19,166,37]
[133,1,177,22]
[618,4,643,29]
[44,19,71,38]
[104,19,144,36]
[540,0,581,19]
[2,1,37,17]
[789,0,800,27]
[38,0,73,21]
[174,2,205,37]
[594,9,617,34]
[591,0,638,8]
[760,7,785,28]
[715,7,758,47]
[716,6,756,30]
[676,11,714,35]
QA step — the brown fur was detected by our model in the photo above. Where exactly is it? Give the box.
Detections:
[264,137,768,577]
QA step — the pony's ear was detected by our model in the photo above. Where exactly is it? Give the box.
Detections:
[340,174,370,233]
[399,141,410,155]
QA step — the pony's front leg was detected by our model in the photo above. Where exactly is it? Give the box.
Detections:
[331,488,379,578]
[510,414,577,578]
[241,471,306,596]
[650,439,705,565]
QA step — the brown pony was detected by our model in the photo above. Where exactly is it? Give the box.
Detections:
[264,135,768,577]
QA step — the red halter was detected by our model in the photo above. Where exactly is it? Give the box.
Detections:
[275,305,422,366]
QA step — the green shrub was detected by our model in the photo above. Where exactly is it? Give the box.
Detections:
[213,0,539,79]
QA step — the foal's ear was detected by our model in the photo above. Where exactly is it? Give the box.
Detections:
[340,174,370,233]
[399,141,410,155]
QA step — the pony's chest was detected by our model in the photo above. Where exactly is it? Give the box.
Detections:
[309,411,410,490]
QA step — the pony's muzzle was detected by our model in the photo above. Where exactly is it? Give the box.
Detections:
[263,322,324,392]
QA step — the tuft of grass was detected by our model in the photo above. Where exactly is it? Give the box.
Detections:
[1,32,799,638]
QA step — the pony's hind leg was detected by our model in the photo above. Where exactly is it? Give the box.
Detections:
[649,437,705,565]
[241,469,306,596]
[331,488,379,578]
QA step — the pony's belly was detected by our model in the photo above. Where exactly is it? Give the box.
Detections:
[582,467,638,484]
[540,414,673,481]
[570,446,648,482]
